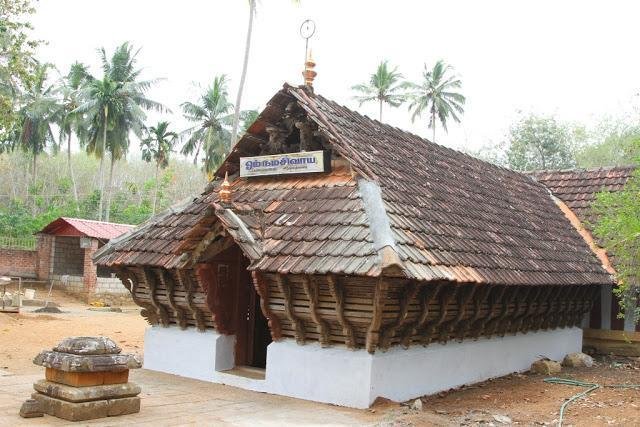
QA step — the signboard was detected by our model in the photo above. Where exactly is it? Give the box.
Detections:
[240,150,330,178]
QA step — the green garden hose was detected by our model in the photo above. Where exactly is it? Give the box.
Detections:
[543,377,640,427]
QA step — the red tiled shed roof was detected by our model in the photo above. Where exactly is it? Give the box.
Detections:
[39,217,134,240]
[94,84,614,287]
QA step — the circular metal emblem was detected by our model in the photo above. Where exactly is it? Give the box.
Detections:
[300,19,316,40]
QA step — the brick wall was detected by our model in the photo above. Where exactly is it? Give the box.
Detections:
[0,248,37,277]
[52,236,84,276]
[36,234,52,280]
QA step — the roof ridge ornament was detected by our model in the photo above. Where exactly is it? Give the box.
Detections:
[300,19,317,89]
[219,172,232,205]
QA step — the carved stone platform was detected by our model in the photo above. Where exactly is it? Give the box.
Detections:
[25,337,142,421]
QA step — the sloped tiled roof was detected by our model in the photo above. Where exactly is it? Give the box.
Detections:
[39,217,133,240]
[532,166,636,224]
[94,84,614,286]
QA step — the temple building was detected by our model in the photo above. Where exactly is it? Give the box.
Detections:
[94,74,614,407]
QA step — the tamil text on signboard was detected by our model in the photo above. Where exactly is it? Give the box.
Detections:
[239,150,330,177]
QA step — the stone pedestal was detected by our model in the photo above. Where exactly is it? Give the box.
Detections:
[28,336,142,422]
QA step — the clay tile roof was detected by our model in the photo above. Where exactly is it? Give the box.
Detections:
[532,166,636,224]
[39,217,134,240]
[94,84,615,287]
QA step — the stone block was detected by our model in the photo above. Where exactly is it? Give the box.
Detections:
[34,350,141,372]
[32,393,140,421]
[54,336,121,355]
[34,380,140,402]
[45,368,129,387]
[562,352,594,368]
[19,398,43,418]
[530,359,562,374]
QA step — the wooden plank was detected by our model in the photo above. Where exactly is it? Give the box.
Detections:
[176,269,207,331]
[379,282,418,350]
[158,269,188,329]
[142,268,170,327]
[252,271,283,341]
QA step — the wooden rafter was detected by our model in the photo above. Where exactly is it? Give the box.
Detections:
[327,274,356,349]
[366,277,389,354]
[176,269,207,331]
[507,286,532,335]
[141,268,170,326]
[158,269,188,329]
[302,275,330,346]
[276,273,306,344]
[439,285,475,343]
[422,285,457,346]
[473,285,506,339]
[457,284,492,340]
[401,283,442,348]
[114,268,158,325]
[379,282,418,350]
[252,271,282,341]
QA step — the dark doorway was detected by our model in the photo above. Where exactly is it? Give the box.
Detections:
[233,254,272,369]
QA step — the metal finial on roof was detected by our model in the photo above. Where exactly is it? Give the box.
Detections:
[300,19,317,88]
[302,49,317,88]
[219,172,232,205]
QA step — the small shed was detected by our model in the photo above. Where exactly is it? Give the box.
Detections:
[38,217,134,302]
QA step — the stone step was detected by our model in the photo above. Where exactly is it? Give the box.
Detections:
[34,380,140,403]
[31,392,140,421]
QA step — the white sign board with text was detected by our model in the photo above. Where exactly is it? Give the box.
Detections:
[239,150,329,178]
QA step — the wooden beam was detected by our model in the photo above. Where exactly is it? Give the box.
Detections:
[142,268,170,327]
[302,275,330,347]
[422,285,457,346]
[506,286,532,335]
[327,274,356,349]
[252,271,282,341]
[114,268,158,326]
[176,269,207,331]
[158,269,188,329]
[379,282,419,350]
[487,286,518,337]
[366,277,389,354]
[276,273,306,344]
[401,283,442,348]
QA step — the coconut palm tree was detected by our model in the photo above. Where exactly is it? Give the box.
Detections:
[351,60,406,122]
[57,62,92,206]
[75,42,166,220]
[230,0,300,146]
[229,0,256,147]
[141,121,177,215]
[406,60,465,142]
[180,75,234,173]
[12,63,60,183]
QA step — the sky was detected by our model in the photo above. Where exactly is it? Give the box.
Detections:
[31,0,640,156]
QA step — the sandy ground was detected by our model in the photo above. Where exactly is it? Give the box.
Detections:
[1,286,640,425]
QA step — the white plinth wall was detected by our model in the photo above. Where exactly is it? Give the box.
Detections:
[143,325,582,408]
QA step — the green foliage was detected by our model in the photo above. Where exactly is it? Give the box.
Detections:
[506,114,575,171]
[0,0,41,139]
[141,121,177,169]
[575,123,640,168]
[352,60,406,121]
[592,165,640,323]
[406,60,465,142]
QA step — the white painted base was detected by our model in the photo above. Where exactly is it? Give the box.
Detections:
[142,325,582,409]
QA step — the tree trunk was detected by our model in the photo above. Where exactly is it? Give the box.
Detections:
[379,99,383,122]
[431,110,436,142]
[97,106,108,220]
[152,163,159,216]
[67,133,79,212]
[230,0,255,147]
[105,153,115,222]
